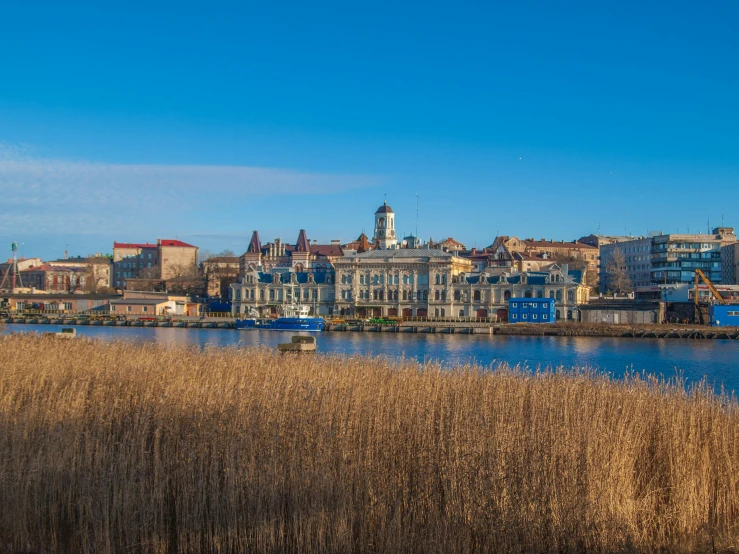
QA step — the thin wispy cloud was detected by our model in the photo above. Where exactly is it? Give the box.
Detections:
[0,144,378,236]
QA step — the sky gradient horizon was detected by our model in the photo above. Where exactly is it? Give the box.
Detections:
[1,0,737,260]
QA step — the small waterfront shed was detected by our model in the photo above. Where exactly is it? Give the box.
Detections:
[508,298,556,324]
[709,305,739,327]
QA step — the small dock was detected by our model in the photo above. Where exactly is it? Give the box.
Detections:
[277,335,317,353]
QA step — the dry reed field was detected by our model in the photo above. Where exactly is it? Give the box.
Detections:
[0,334,738,553]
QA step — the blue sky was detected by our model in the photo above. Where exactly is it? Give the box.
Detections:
[1,0,737,260]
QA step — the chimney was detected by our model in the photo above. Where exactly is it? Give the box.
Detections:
[331,239,340,246]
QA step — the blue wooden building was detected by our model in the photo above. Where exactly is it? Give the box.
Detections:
[709,305,739,327]
[508,298,556,323]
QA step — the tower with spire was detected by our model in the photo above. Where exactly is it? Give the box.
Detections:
[292,229,311,269]
[373,201,397,250]
[240,230,262,270]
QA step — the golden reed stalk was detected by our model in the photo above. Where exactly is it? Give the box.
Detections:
[0,334,737,553]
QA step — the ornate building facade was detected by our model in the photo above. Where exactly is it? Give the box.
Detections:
[230,202,591,320]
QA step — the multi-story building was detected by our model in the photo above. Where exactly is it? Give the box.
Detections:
[501,237,598,273]
[112,242,158,288]
[112,239,198,289]
[332,248,472,318]
[47,256,112,291]
[650,228,735,285]
[721,243,739,285]
[159,239,199,280]
[19,264,89,293]
[599,236,653,290]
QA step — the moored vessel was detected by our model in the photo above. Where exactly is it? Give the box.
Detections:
[235,302,324,332]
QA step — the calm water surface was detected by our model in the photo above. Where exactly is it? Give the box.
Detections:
[4,324,738,392]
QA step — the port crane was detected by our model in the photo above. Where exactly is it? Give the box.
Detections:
[694,269,726,324]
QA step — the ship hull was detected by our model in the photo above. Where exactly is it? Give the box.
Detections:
[235,317,324,332]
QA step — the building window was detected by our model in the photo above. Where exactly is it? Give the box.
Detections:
[543,314,548,320]
[533,314,537,320]
[143,306,148,312]
[512,302,518,308]
[127,306,131,312]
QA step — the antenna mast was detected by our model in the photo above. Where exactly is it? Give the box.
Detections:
[1,242,23,291]
[415,193,419,243]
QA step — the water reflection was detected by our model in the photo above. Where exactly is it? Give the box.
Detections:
[4,324,738,392]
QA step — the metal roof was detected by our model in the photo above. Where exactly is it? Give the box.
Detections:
[341,248,452,260]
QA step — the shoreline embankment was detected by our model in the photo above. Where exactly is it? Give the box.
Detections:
[3,314,739,339]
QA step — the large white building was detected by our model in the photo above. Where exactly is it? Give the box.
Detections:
[231,202,590,320]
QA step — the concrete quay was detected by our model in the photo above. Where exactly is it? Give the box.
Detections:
[2,316,738,339]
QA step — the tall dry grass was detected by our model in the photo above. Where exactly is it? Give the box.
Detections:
[0,334,737,553]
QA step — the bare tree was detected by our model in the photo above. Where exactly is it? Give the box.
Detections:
[201,253,239,298]
[166,261,206,295]
[606,250,633,294]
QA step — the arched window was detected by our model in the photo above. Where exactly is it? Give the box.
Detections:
[567,310,573,320]
[567,290,574,302]
[435,274,440,285]
[525,290,532,298]
[441,290,446,301]
[473,290,481,302]
[549,290,555,299]
[454,290,461,301]
[556,290,562,302]
[537,290,543,298]
[435,290,440,301]
[556,309,561,320]
[422,290,428,301]
[378,217,385,227]
[403,290,408,300]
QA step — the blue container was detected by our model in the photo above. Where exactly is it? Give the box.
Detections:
[508,298,556,324]
[708,305,739,327]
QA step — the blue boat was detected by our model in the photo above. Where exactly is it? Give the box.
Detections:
[235,302,324,332]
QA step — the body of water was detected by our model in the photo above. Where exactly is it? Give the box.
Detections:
[3,324,738,393]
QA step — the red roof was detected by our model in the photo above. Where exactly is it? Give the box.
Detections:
[159,239,197,248]
[310,244,344,257]
[114,242,157,249]
[113,240,196,249]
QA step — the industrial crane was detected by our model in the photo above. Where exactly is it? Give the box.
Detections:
[694,269,727,324]
[694,269,727,305]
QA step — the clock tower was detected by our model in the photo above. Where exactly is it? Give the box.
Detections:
[373,201,397,250]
